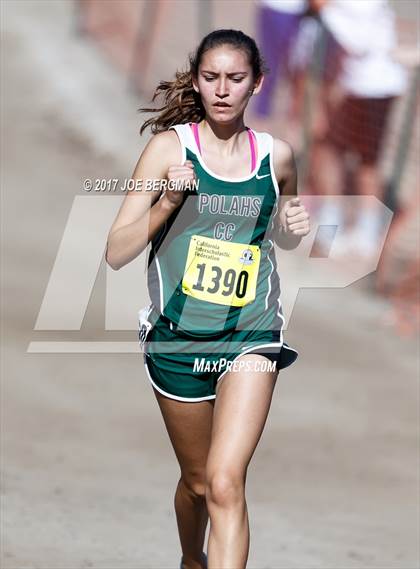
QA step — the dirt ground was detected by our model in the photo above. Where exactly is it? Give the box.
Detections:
[1,2,419,568]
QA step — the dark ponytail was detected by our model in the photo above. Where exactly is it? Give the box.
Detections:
[139,29,268,135]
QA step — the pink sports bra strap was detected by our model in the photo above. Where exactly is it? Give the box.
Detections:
[191,122,202,155]
[190,123,256,173]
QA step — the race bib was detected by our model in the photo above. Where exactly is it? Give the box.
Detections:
[181,235,260,307]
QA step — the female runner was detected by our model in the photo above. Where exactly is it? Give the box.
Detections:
[106,29,310,569]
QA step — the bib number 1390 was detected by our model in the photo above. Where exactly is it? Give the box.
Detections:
[193,263,249,298]
[181,235,260,307]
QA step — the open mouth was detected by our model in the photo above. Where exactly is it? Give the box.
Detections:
[213,103,231,108]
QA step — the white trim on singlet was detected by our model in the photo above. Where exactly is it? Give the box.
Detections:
[269,135,280,199]
[278,308,286,339]
[179,123,272,183]
[266,238,285,321]
[168,125,187,164]
[265,241,275,311]
[154,257,164,313]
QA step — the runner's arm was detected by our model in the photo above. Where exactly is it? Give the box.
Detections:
[105,130,182,270]
[272,139,303,250]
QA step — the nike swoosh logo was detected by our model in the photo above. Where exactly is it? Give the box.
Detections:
[256,173,271,179]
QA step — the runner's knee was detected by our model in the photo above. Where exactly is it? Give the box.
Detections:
[206,471,245,508]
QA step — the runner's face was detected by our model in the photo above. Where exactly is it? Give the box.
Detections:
[193,46,257,122]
